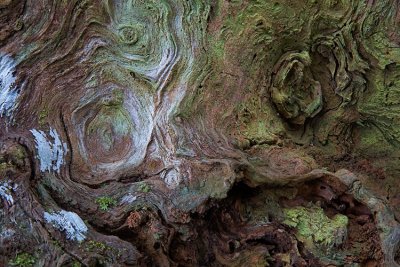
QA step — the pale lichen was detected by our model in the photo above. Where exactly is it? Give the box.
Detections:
[30,128,68,173]
[0,53,19,119]
[0,180,17,206]
[44,210,88,242]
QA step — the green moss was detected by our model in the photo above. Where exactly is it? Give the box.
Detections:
[95,196,117,211]
[84,240,122,260]
[138,182,151,193]
[52,239,62,249]
[357,127,393,155]
[209,35,225,61]
[357,68,400,151]
[283,204,348,250]
[235,97,284,146]
[363,13,400,68]
[38,108,48,126]
[0,145,27,173]
[14,19,23,31]
[242,120,277,144]
[86,240,107,252]
[0,162,10,173]
[222,0,316,41]
[13,146,26,161]
[9,253,36,267]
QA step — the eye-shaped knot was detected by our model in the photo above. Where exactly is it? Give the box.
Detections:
[119,25,140,45]
[84,91,133,160]
[271,51,322,125]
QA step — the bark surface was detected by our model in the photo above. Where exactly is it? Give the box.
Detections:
[0,0,400,266]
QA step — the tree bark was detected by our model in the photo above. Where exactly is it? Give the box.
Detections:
[0,0,399,266]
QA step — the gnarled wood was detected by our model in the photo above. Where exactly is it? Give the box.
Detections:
[1,1,399,266]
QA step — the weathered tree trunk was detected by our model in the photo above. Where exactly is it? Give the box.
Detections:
[0,0,399,266]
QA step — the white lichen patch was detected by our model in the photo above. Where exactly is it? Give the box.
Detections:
[30,128,68,173]
[44,210,88,242]
[0,180,17,205]
[120,193,137,204]
[0,54,19,118]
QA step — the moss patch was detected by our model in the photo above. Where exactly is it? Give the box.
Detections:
[95,196,117,211]
[38,108,48,126]
[86,240,107,252]
[283,204,348,250]
[137,182,151,193]
[9,253,36,267]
